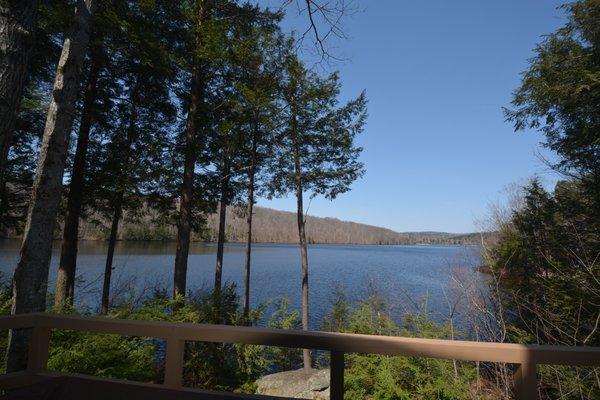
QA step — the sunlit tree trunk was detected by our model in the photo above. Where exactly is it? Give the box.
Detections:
[214,157,230,309]
[292,120,312,369]
[6,0,95,372]
[0,0,39,201]
[55,43,101,308]
[243,139,256,320]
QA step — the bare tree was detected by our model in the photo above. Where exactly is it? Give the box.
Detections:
[282,0,359,63]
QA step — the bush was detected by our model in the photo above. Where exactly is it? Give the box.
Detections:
[322,288,477,400]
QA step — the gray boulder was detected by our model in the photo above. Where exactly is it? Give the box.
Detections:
[255,368,330,399]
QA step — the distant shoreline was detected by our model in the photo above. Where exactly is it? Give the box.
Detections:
[0,237,480,247]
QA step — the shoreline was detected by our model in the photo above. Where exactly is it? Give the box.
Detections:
[0,237,480,247]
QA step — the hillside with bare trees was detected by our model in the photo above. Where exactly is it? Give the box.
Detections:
[59,205,482,245]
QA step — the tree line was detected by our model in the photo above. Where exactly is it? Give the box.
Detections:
[0,0,367,372]
[474,1,600,397]
[1,203,484,245]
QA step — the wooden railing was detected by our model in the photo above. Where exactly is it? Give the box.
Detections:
[1,313,599,399]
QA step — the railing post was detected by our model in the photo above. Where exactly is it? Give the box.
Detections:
[514,362,537,400]
[164,336,185,389]
[330,351,344,400]
[27,326,51,373]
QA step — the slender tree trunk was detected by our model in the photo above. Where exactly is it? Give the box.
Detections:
[173,65,200,300]
[6,0,95,373]
[292,123,312,369]
[55,43,101,308]
[173,65,202,299]
[0,0,39,198]
[100,85,138,315]
[214,158,230,300]
[100,194,122,315]
[243,148,256,320]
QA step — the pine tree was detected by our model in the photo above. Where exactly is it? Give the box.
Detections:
[87,0,177,314]
[270,56,367,367]
[7,0,96,372]
[173,0,215,299]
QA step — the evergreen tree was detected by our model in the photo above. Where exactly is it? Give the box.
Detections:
[94,0,177,315]
[228,7,286,319]
[0,1,69,234]
[270,56,367,367]
[8,0,96,372]
[173,0,215,299]
[505,0,600,212]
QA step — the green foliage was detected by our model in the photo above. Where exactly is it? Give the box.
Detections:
[322,288,476,400]
[505,0,600,206]
[345,354,474,400]
[500,4,600,394]
[490,179,599,347]
[488,178,599,399]
[322,286,350,332]
[269,56,367,201]
[47,331,156,382]
[265,297,303,371]
[20,285,305,393]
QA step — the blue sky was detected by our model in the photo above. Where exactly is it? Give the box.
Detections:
[257,0,566,233]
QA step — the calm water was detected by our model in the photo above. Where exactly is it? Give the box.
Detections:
[0,240,481,328]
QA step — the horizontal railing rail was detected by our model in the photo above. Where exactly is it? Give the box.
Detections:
[1,312,599,399]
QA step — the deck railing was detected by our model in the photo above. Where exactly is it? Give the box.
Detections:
[1,313,599,399]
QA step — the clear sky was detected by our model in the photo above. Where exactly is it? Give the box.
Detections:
[257,0,567,233]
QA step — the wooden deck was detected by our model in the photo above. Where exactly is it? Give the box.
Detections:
[1,312,599,399]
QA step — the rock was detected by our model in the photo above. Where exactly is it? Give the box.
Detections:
[255,368,330,399]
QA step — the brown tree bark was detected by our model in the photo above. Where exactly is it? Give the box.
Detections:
[173,0,211,300]
[6,0,95,373]
[214,158,230,300]
[292,121,312,369]
[0,0,39,199]
[242,142,256,320]
[55,44,101,308]
[100,87,138,315]
[173,63,202,299]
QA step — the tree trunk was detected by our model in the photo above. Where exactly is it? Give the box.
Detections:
[6,0,95,373]
[173,0,209,300]
[0,0,39,198]
[100,195,122,315]
[214,158,230,300]
[55,43,101,308]
[243,149,256,320]
[173,65,202,299]
[100,84,138,315]
[292,123,312,369]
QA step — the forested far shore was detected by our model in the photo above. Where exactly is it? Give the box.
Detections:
[3,204,490,245]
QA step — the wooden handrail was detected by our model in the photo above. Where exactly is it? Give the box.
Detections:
[2,312,600,399]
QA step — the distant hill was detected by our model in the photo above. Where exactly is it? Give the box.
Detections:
[94,205,486,245]
[4,204,488,245]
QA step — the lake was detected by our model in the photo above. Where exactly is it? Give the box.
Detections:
[0,240,482,328]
